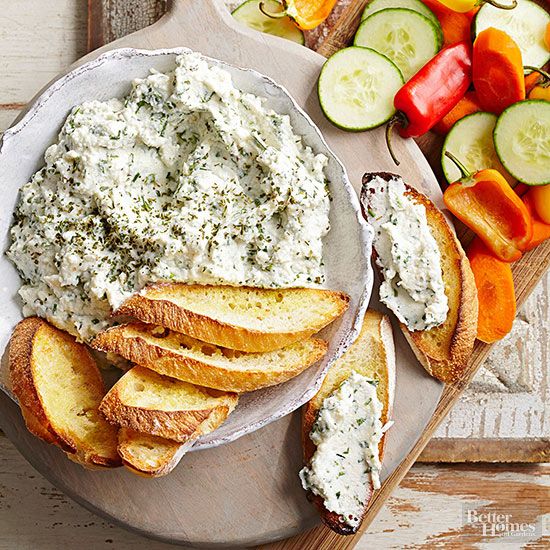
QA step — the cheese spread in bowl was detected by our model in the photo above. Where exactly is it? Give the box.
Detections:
[7,52,330,342]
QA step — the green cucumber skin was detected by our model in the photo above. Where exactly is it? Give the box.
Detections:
[361,0,443,47]
[354,8,442,80]
[231,0,305,45]
[362,0,439,24]
[493,100,550,186]
[441,112,501,184]
[318,47,404,132]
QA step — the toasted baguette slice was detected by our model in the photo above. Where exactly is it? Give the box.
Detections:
[9,317,121,468]
[99,365,238,442]
[115,284,349,352]
[117,428,192,477]
[302,310,396,535]
[361,172,478,383]
[92,322,328,392]
[19,404,59,445]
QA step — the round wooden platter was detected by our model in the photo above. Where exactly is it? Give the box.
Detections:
[0,1,446,547]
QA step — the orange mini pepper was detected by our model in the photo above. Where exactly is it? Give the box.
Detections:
[432,0,515,14]
[443,152,533,262]
[421,0,475,46]
[522,191,550,250]
[525,71,542,95]
[260,0,337,30]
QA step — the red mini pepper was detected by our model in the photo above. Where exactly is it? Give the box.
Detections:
[386,42,472,165]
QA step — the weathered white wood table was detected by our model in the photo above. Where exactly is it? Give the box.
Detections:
[0,1,548,548]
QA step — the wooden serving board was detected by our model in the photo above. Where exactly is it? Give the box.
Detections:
[0,1,547,549]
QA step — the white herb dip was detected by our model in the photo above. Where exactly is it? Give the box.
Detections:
[8,51,331,341]
[364,175,448,331]
[299,372,384,529]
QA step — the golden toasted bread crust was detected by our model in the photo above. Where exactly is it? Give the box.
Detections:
[301,310,395,535]
[402,186,478,384]
[19,404,60,445]
[115,284,349,353]
[100,395,227,443]
[92,323,328,392]
[9,318,50,428]
[9,317,121,468]
[99,366,238,442]
[117,428,190,477]
[361,173,478,384]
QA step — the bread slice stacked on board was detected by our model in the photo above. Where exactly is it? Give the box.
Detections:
[9,285,349,476]
[300,310,396,535]
[361,172,478,383]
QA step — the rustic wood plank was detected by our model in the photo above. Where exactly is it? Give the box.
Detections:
[418,438,550,463]
[0,0,87,103]
[0,432,546,549]
[87,0,168,51]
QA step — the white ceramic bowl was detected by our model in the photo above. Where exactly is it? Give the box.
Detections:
[0,47,373,449]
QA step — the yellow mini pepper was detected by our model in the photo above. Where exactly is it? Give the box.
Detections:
[260,0,337,30]
[525,67,550,101]
[436,0,516,14]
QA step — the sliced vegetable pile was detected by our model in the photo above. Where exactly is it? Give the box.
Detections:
[317,0,550,343]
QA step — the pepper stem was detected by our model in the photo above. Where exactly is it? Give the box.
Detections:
[524,65,550,88]
[485,0,517,9]
[444,151,472,180]
[385,113,406,167]
[259,1,287,19]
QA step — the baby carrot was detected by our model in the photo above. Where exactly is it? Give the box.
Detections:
[433,92,481,134]
[473,28,525,114]
[467,237,516,343]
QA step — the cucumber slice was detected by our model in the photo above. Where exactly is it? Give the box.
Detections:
[441,112,514,185]
[361,0,439,29]
[474,0,550,68]
[494,100,550,186]
[318,47,404,131]
[232,0,305,45]
[354,8,442,81]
